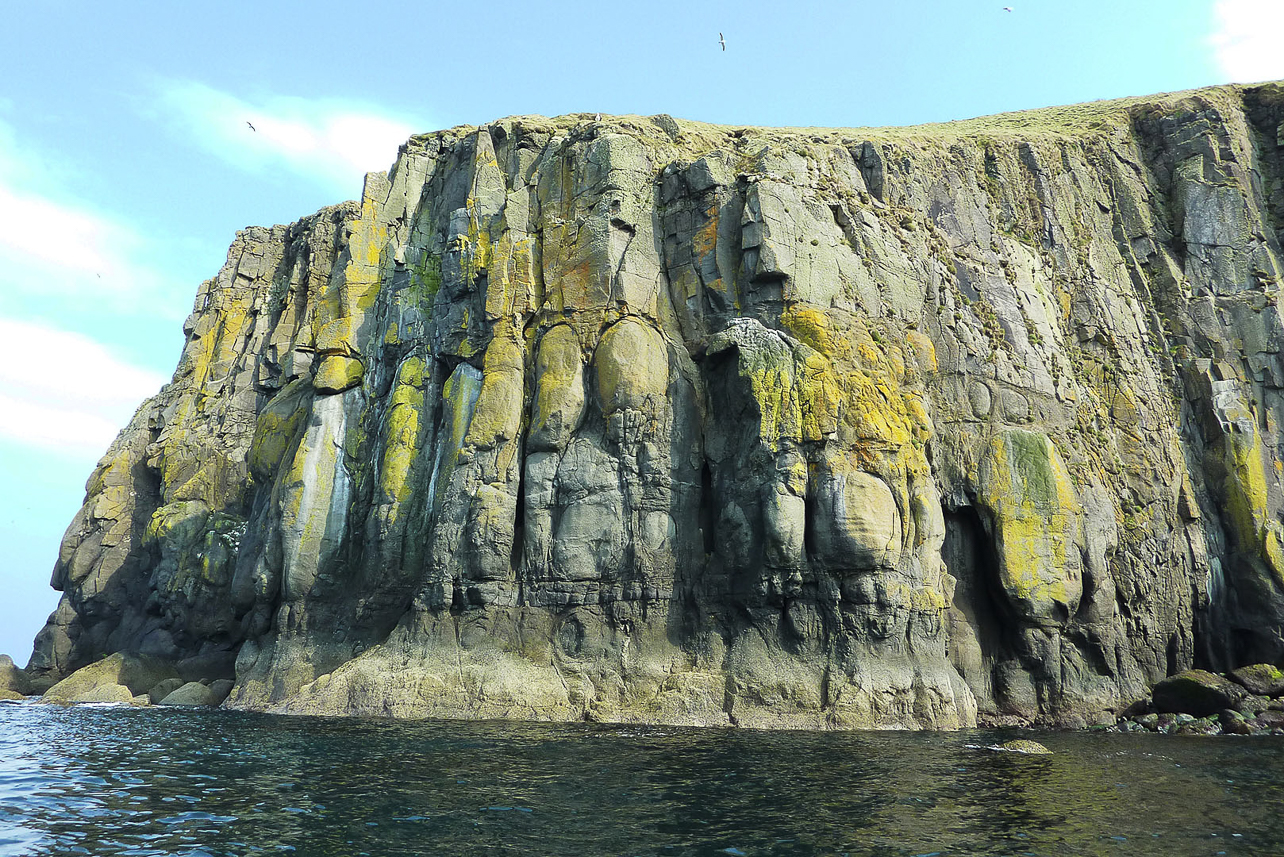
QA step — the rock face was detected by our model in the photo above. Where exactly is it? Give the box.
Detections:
[23,83,1284,729]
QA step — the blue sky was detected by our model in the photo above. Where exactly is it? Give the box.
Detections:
[0,0,1279,663]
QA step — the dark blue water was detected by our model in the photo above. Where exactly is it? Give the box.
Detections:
[1,700,1282,856]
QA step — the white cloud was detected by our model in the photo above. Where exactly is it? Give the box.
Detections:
[0,318,167,456]
[0,119,184,311]
[155,81,419,194]
[0,183,133,279]
[1210,0,1284,83]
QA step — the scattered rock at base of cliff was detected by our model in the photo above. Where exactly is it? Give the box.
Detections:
[41,653,179,705]
[1111,665,1284,735]
[1229,663,1284,696]
[158,681,228,706]
[148,678,185,704]
[1152,669,1248,717]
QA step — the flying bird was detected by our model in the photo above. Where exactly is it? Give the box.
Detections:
[1002,6,1013,10]
[246,121,256,131]
[719,32,725,51]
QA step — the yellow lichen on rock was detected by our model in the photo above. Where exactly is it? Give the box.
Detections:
[311,182,390,366]
[1222,423,1284,587]
[529,325,586,451]
[313,355,365,394]
[595,319,669,415]
[978,429,1083,624]
[797,349,842,441]
[248,380,313,481]
[463,328,525,450]
[377,356,426,507]
[782,303,842,358]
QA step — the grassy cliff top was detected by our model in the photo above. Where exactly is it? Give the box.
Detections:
[412,80,1284,154]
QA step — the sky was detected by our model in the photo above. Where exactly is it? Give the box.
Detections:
[0,0,1280,664]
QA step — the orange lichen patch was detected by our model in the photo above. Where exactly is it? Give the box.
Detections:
[693,203,720,261]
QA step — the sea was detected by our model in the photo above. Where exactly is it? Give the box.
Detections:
[1,699,1282,856]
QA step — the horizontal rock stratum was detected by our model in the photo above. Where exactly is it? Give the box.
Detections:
[26,82,1284,728]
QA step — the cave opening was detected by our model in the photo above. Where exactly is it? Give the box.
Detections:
[941,503,1008,706]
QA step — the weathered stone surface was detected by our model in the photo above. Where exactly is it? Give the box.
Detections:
[42,653,179,703]
[71,683,138,705]
[158,681,218,706]
[1152,669,1248,717]
[22,82,1284,730]
[0,654,28,696]
[1229,663,1284,697]
[148,677,185,704]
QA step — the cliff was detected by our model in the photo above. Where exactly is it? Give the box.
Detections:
[25,82,1284,728]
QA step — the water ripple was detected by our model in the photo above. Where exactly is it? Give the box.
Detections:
[1,700,1283,855]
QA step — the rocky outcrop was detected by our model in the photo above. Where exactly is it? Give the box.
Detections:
[41,652,178,705]
[0,655,29,699]
[23,82,1284,729]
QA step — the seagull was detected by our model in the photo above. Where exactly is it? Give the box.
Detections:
[246,121,256,131]
[719,32,725,51]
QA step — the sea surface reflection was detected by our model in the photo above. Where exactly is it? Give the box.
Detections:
[1,700,1282,855]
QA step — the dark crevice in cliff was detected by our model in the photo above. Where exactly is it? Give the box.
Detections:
[942,504,1006,711]
[699,459,716,558]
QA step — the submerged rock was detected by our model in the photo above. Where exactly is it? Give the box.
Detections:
[994,739,1053,755]
[20,82,1284,730]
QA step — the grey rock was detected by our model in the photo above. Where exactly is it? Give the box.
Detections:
[20,83,1284,731]
[1228,663,1284,697]
[148,677,185,704]
[42,654,179,703]
[1153,670,1247,717]
[0,654,28,696]
[159,681,218,706]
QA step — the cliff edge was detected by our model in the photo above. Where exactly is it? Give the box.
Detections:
[25,82,1284,728]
